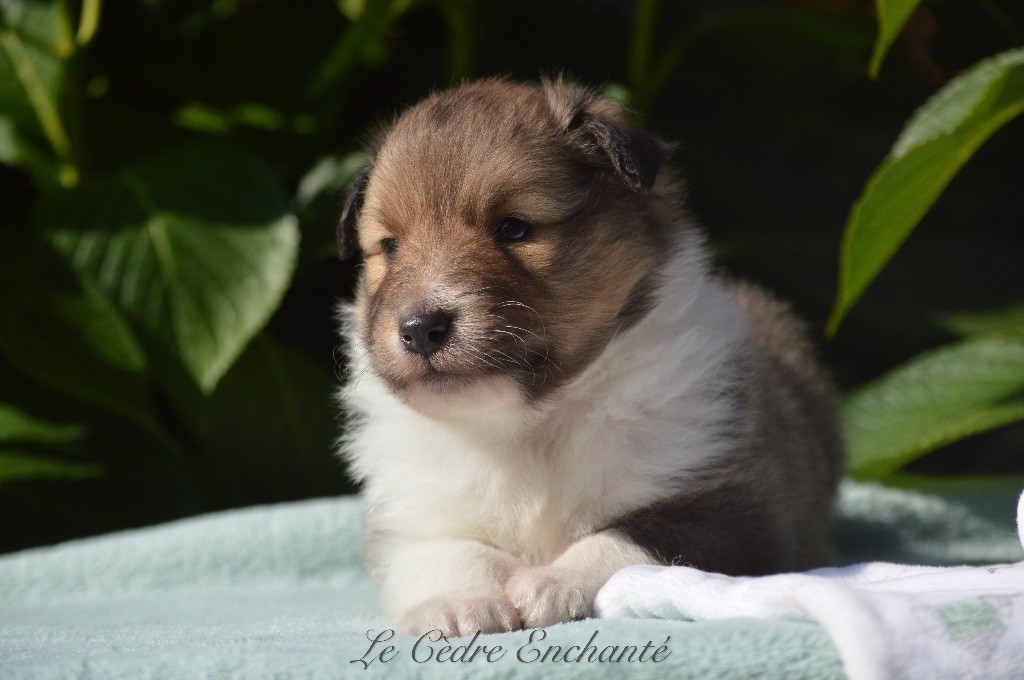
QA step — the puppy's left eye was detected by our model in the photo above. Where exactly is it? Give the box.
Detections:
[495,217,533,244]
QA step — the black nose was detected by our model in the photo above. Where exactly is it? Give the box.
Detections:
[398,311,452,356]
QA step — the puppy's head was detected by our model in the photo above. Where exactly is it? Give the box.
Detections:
[340,77,675,418]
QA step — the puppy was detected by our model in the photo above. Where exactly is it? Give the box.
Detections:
[337,76,843,637]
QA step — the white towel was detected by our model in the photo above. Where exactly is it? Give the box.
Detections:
[595,489,1024,680]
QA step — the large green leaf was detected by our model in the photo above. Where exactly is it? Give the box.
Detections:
[867,0,923,79]
[0,230,153,426]
[843,337,1024,477]
[200,331,352,501]
[828,48,1024,336]
[202,332,351,503]
[37,144,300,393]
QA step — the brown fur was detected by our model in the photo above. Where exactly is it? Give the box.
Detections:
[342,77,674,403]
[609,283,843,574]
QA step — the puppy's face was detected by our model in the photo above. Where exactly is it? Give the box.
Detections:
[340,78,673,418]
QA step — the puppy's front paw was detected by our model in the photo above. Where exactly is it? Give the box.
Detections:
[398,594,522,637]
[504,566,598,628]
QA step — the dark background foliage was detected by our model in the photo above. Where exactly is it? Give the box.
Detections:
[1,0,1022,553]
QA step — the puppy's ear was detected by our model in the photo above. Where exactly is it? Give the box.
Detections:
[542,76,671,192]
[574,113,670,191]
[337,164,371,260]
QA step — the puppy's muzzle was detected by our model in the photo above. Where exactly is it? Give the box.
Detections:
[399,310,452,356]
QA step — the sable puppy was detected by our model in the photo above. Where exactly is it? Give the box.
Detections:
[337,77,843,636]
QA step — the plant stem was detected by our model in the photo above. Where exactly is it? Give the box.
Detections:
[54,0,76,57]
[75,0,103,47]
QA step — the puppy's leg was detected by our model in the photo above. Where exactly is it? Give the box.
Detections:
[379,537,524,637]
[504,531,653,628]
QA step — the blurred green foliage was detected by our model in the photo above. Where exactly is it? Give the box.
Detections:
[0,0,1021,552]
[827,1,1024,476]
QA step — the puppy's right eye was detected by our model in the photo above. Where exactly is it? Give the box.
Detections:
[495,217,532,244]
[381,238,398,261]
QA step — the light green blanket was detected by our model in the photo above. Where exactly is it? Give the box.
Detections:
[1,479,1021,679]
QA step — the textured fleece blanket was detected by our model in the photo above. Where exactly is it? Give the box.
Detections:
[1,478,1022,679]
[597,489,1024,679]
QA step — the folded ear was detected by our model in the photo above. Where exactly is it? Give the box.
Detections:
[575,113,670,191]
[542,76,671,192]
[337,164,371,260]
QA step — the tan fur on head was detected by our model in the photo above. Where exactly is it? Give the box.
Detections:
[340,77,674,412]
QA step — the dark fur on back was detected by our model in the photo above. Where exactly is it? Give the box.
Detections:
[610,282,843,574]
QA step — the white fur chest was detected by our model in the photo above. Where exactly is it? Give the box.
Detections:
[346,386,614,563]
[340,254,748,566]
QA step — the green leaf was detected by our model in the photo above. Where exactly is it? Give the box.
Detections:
[0,19,69,182]
[203,333,351,502]
[0,448,101,484]
[828,48,1024,336]
[173,101,288,135]
[842,337,1024,477]
[0,230,153,426]
[0,116,57,181]
[336,0,367,22]
[0,359,201,541]
[939,304,1024,340]
[868,0,923,79]
[0,0,78,182]
[294,151,368,264]
[0,0,76,56]
[37,143,300,393]
[334,0,415,26]
[0,403,85,446]
[0,402,93,486]
[310,0,396,94]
